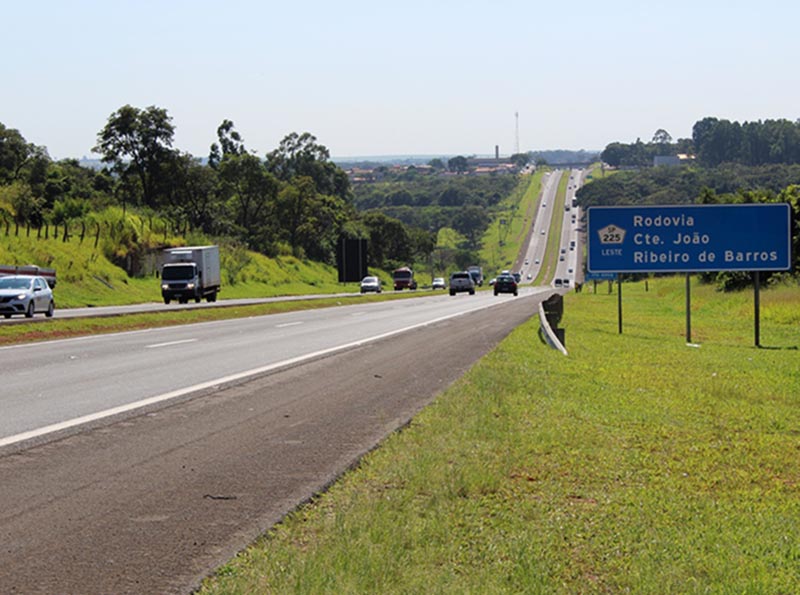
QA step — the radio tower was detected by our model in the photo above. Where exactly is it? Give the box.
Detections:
[514,111,520,155]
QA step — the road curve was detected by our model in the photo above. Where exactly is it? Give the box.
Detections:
[0,292,551,595]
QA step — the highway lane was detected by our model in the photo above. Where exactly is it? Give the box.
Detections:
[518,169,563,282]
[553,168,584,286]
[0,286,552,448]
[0,291,366,323]
[0,288,550,595]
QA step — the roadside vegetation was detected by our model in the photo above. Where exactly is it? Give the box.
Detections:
[198,275,800,594]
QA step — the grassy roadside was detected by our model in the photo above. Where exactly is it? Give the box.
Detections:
[198,276,800,594]
[480,172,544,275]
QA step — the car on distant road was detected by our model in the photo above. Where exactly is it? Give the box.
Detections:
[513,272,521,283]
[0,275,55,318]
[359,276,382,294]
[493,274,518,296]
[432,277,446,290]
[535,258,540,264]
[449,271,475,296]
[541,229,545,235]
[524,259,529,265]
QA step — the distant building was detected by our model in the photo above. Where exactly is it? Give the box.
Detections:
[653,154,695,167]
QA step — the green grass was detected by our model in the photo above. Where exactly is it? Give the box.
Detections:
[480,172,544,275]
[198,276,800,594]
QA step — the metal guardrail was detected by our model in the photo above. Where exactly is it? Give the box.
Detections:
[538,294,567,355]
[0,264,57,288]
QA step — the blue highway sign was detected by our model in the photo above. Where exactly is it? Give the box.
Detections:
[587,204,792,273]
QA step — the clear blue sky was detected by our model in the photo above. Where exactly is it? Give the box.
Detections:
[2,0,797,160]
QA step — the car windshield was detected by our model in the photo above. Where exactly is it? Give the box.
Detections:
[161,264,196,280]
[0,277,33,290]
[362,277,377,283]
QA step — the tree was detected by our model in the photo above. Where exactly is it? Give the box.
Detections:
[217,152,280,250]
[447,155,468,173]
[452,205,489,249]
[209,119,246,168]
[93,105,176,208]
[360,211,412,268]
[428,158,445,170]
[510,153,530,168]
[265,132,350,201]
[651,129,673,145]
[0,123,46,184]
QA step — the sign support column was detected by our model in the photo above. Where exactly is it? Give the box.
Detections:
[617,275,623,334]
[754,271,761,348]
[685,273,691,344]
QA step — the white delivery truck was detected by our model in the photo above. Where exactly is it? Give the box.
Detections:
[160,246,221,304]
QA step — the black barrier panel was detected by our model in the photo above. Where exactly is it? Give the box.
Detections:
[542,293,563,329]
[337,238,368,283]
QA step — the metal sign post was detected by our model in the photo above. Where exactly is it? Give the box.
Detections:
[685,273,691,344]
[754,271,761,348]
[617,275,623,334]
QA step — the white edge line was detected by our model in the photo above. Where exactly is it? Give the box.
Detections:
[0,293,540,448]
[145,338,198,349]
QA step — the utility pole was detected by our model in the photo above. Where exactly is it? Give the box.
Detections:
[515,111,520,155]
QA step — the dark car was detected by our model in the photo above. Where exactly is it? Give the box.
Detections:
[493,274,518,296]
[0,275,55,318]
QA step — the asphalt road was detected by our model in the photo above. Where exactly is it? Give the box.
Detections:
[0,290,553,594]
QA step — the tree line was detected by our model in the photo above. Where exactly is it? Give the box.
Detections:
[601,118,800,169]
[0,106,445,272]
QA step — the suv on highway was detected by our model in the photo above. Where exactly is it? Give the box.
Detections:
[449,272,475,296]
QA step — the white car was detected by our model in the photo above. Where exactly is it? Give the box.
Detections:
[359,276,382,294]
[0,275,55,318]
[432,277,446,290]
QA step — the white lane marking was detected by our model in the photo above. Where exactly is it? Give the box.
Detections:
[145,339,198,349]
[275,321,304,328]
[0,293,542,449]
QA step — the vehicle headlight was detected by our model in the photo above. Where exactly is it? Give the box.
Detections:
[186,283,195,289]
[161,284,169,290]
[16,293,27,300]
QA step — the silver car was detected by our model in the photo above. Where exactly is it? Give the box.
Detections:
[0,275,55,318]
[359,276,382,294]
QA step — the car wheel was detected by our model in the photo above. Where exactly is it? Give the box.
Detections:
[469,289,475,295]
[164,297,171,304]
[3,314,10,319]
[494,291,498,296]
[46,301,55,317]
[514,291,518,296]
[449,290,455,296]
[25,301,35,318]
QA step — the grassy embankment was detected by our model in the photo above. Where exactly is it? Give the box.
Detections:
[199,275,800,594]
[0,232,370,308]
[479,171,544,276]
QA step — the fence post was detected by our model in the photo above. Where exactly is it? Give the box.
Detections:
[94,222,101,248]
